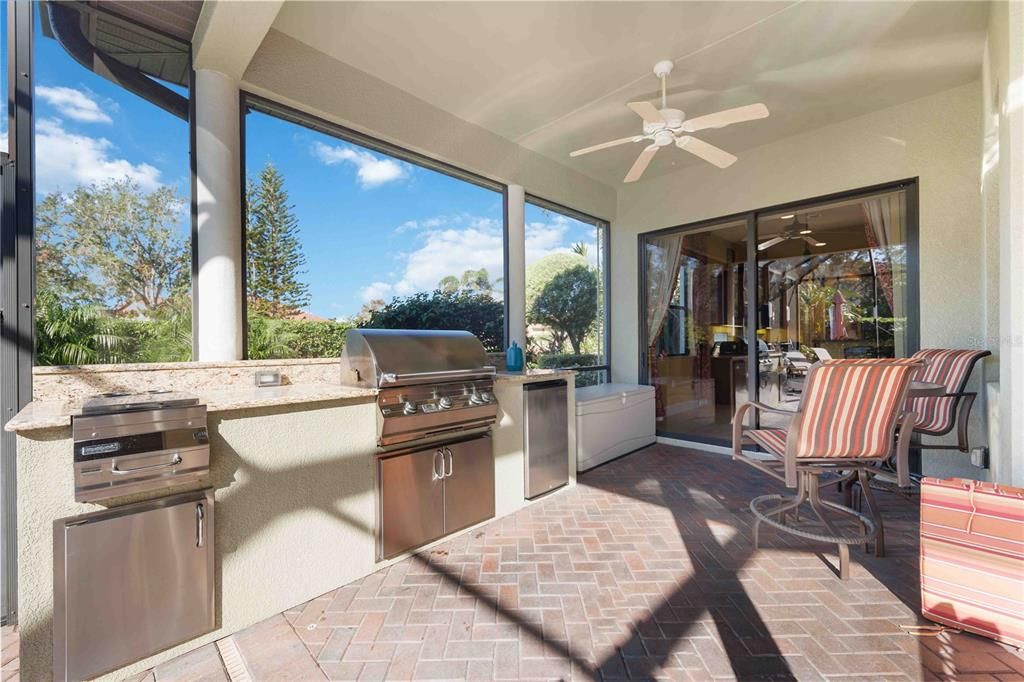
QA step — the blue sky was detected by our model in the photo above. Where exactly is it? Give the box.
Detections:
[13,3,599,320]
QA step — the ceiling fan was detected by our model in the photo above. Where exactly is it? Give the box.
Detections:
[758,215,827,251]
[570,60,769,183]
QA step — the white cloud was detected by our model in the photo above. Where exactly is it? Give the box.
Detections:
[36,86,113,124]
[312,141,408,188]
[35,118,162,195]
[356,214,583,307]
[360,281,394,303]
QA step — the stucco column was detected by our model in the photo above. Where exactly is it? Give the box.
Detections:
[507,185,527,349]
[194,69,244,361]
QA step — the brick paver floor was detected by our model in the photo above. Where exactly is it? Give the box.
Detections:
[7,445,1024,680]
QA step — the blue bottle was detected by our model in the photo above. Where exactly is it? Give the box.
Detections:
[506,341,524,372]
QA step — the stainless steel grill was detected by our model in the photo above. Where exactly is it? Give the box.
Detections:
[340,329,498,448]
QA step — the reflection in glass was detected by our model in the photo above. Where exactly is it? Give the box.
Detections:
[645,221,750,441]
[756,190,909,423]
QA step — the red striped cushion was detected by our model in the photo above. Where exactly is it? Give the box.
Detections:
[921,477,1024,648]
[797,359,919,459]
[747,428,787,456]
[909,349,988,435]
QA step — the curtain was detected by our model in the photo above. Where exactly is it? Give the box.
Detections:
[862,194,903,310]
[645,233,685,418]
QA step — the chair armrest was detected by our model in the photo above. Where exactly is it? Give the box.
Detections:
[732,402,799,460]
[894,411,917,488]
[742,401,799,417]
[939,391,977,399]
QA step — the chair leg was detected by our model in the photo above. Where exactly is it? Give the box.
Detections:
[857,468,885,558]
[838,543,850,580]
[808,472,840,538]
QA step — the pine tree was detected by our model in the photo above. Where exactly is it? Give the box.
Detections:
[246,163,310,316]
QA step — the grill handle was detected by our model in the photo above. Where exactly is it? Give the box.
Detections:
[111,453,182,474]
[379,368,496,385]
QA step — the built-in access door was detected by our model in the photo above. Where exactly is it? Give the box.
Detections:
[642,218,752,443]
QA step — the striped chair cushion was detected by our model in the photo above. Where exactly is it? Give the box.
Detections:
[747,428,787,456]
[920,477,1024,648]
[797,359,920,459]
[909,349,988,435]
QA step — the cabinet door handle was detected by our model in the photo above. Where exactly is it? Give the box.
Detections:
[196,502,205,548]
[432,449,444,480]
[112,453,182,474]
[444,447,453,477]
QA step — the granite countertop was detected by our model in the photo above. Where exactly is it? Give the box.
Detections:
[494,368,577,383]
[4,383,377,433]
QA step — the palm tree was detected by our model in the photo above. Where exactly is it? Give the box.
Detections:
[35,292,126,365]
[571,242,589,258]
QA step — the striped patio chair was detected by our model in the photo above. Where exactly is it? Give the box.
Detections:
[732,358,924,579]
[909,349,991,453]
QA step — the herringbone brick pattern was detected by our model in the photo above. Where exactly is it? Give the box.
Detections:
[11,445,1024,681]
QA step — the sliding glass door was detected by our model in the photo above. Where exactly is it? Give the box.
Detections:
[643,218,752,442]
[640,182,916,443]
[754,189,912,424]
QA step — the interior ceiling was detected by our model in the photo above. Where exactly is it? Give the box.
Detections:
[271,1,988,187]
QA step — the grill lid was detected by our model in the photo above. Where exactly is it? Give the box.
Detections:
[340,329,495,388]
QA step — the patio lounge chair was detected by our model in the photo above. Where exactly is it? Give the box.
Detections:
[782,350,812,394]
[732,358,924,579]
[909,348,991,453]
[810,347,834,362]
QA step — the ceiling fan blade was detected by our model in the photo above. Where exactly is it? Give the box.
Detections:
[757,236,787,251]
[676,136,737,168]
[682,103,769,132]
[570,136,642,158]
[624,144,659,183]
[802,236,825,247]
[627,101,665,124]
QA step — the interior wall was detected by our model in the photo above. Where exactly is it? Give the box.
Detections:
[241,30,616,221]
[611,81,989,479]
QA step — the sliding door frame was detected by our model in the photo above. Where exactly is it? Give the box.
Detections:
[637,178,920,443]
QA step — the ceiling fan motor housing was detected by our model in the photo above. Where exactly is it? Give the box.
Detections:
[643,108,684,135]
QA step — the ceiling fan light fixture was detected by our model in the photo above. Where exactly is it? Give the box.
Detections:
[815,241,827,247]
[799,229,813,235]
[780,214,795,219]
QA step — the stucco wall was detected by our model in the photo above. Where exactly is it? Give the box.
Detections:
[609,81,990,479]
[242,30,616,221]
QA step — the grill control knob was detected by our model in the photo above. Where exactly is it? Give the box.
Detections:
[469,393,484,406]
[402,401,417,415]
[438,396,452,409]
[480,392,493,403]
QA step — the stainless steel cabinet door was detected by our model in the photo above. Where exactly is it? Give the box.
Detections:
[442,435,495,534]
[54,490,214,682]
[379,447,445,559]
[524,381,569,498]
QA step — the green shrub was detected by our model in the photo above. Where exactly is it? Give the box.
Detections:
[360,291,504,352]
[535,353,599,369]
[284,319,353,357]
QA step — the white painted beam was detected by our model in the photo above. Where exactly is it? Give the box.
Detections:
[195,69,244,361]
[192,0,283,81]
[507,186,527,350]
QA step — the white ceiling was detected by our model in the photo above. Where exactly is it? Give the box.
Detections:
[272,1,989,186]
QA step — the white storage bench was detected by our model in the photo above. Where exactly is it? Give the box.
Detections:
[575,383,656,472]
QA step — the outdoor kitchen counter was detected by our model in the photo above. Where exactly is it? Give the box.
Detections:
[12,387,384,681]
[4,382,377,432]
[494,367,577,383]
[10,369,579,681]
